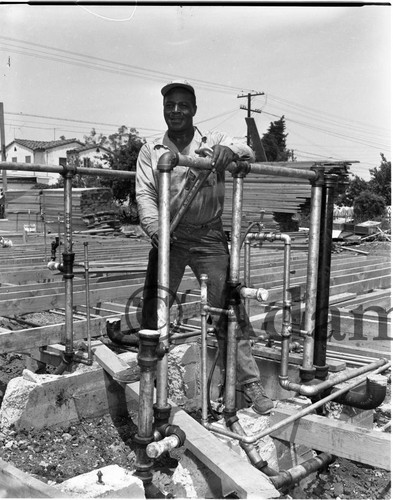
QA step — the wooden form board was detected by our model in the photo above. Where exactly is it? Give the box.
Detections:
[270,403,391,470]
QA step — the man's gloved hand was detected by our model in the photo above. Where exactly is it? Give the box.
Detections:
[151,232,177,249]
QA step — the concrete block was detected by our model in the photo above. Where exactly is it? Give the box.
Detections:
[0,352,139,431]
[56,464,145,498]
[168,344,201,402]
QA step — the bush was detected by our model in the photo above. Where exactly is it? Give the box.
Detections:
[353,191,386,223]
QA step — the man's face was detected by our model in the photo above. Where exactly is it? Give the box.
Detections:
[163,88,197,133]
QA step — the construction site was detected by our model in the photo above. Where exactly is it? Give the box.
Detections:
[0,150,391,500]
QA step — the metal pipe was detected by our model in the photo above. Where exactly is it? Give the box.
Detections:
[83,242,93,365]
[280,356,388,396]
[63,171,74,360]
[146,435,180,459]
[106,317,139,347]
[314,174,338,379]
[134,329,161,485]
[244,231,293,381]
[1,161,135,179]
[244,238,251,316]
[224,305,238,415]
[146,424,185,459]
[175,154,320,181]
[154,152,175,426]
[229,176,245,282]
[200,274,209,426]
[300,180,324,381]
[270,452,334,490]
[239,286,268,302]
[333,372,387,410]
[205,361,390,444]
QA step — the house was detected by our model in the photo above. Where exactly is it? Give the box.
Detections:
[66,144,112,170]
[2,139,111,185]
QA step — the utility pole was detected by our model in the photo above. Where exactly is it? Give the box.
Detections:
[0,102,7,193]
[237,91,264,146]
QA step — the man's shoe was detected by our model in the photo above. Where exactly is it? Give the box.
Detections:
[243,381,274,415]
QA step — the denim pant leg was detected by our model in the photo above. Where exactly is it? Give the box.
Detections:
[141,246,188,330]
[187,226,261,386]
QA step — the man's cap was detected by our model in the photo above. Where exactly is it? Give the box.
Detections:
[161,80,195,97]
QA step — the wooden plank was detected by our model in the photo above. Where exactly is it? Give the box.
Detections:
[0,316,107,352]
[270,403,391,470]
[91,341,138,382]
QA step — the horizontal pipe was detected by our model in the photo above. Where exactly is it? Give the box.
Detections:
[270,452,334,490]
[204,362,390,444]
[175,154,323,180]
[0,161,135,178]
[146,435,180,459]
[239,286,269,302]
[279,357,388,396]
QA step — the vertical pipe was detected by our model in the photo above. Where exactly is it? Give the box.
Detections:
[200,274,209,426]
[279,235,292,380]
[314,174,338,379]
[83,242,92,364]
[300,178,323,381]
[224,174,245,416]
[135,329,160,485]
[155,159,172,423]
[0,102,8,193]
[229,176,244,282]
[63,172,74,359]
[224,306,238,414]
[244,238,251,316]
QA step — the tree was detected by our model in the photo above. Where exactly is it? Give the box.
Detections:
[101,126,145,223]
[335,174,368,206]
[83,128,108,147]
[261,116,291,162]
[368,154,391,205]
[353,191,386,223]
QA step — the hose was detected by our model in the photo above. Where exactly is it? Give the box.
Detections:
[207,345,225,421]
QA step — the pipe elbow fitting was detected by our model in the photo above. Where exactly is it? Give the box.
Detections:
[279,233,292,245]
[157,151,178,172]
[333,373,388,410]
[106,317,139,347]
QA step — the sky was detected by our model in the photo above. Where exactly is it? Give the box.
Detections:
[0,3,391,181]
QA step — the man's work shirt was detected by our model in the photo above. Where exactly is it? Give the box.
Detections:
[136,128,255,238]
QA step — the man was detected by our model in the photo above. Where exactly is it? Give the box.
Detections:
[136,80,273,415]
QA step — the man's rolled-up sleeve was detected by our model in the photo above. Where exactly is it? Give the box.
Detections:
[136,145,159,238]
[212,131,256,162]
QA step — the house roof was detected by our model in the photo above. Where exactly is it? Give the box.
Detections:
[67,144,112,154]
[9,138,84,151]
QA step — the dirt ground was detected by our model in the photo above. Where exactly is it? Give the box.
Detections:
[0,238,391,499]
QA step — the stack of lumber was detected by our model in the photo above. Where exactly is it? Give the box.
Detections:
[2,190,43,231]
[42,188,120,233]
[223,172,311,234]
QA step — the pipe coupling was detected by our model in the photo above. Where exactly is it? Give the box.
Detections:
[137,329,161,370]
